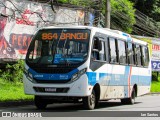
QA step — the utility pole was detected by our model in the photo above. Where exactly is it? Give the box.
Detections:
[105,0,111,28]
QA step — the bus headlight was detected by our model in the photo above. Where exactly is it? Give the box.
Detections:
[71,68,87,82]
[24,68,33,81]
[71,73,79,81]
[24,68,28,75]
[27,72,33,81]
[28,72,33,79]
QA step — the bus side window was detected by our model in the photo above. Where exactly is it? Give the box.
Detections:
[142,46,149,67]
[109,38,118,63]
[92,37,106,61]
[118,40,126,64]
[135,44,142,66]
[127,42,134,65]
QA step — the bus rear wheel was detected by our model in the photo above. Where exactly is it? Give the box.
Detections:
[34,96,47,110]
[121,88,136,104]
[83,90,96,110]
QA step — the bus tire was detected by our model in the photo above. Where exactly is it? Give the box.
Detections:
[129,88,136,104]
[83,90,96,110]
[121,88,136,105]
[34,96,47,110]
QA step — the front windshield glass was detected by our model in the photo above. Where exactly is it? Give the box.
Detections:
[26,29,90,65]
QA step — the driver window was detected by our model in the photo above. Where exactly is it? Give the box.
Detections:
[92,37,99,60]
[92,37,106,61]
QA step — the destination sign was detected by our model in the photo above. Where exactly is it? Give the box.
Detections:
[41,33,88,40]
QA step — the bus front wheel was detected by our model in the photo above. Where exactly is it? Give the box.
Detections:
[83,90,96,110]
[34,96,47,110]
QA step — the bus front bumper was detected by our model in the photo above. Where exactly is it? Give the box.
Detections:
[23,74,93,97]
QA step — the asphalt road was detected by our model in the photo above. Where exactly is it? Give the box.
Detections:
[0,94,160,119]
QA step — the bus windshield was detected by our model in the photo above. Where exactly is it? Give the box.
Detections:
[26,29,90,65]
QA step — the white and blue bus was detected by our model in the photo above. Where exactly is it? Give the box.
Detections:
[23,26,151,110]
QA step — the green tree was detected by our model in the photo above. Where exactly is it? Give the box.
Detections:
[152,1,160,21]
[130,0,160,21]
[58,0,94,7]
[109,0,135,33]
[58,0,136,33]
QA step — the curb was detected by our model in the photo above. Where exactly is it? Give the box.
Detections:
[146,92,160,95]
[0,100,34,108]
[141,92,160,96]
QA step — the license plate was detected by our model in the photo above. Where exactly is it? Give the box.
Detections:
[45,88,56,92]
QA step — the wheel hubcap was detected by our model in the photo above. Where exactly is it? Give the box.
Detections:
[90,94,95,106]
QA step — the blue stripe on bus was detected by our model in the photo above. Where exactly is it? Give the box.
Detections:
[87,72,151,86]
[86,72,97,86]
[28,68,78,81]
[122,33,129,37]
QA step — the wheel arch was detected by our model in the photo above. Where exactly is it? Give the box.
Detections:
[93,83,101,101]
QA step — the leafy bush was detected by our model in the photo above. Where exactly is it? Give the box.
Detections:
[0,60,24,83]
[152,71,160,81]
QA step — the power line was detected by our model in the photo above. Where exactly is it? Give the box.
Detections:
[115,0,160,37]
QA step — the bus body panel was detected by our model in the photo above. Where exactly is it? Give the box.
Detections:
[87,63,151,100]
